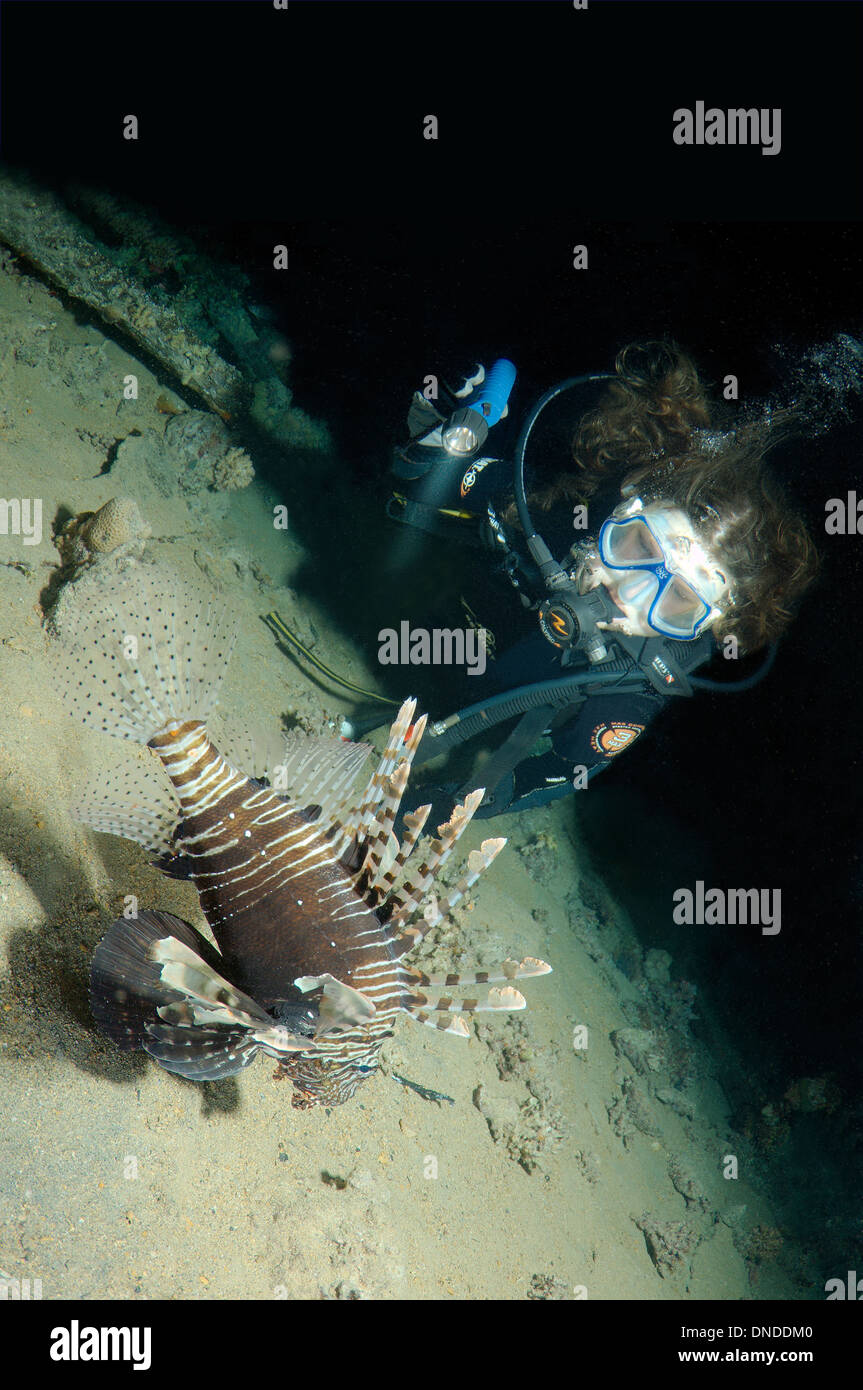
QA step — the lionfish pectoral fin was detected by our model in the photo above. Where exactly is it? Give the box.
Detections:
[90,909,283,1081]
[56,566,238,745]
[294,972,377,1034]
[207,709,288,787]
[73,758,180,854]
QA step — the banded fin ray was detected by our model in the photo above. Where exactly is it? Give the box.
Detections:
[409,956,553,988]
[378,792,490,952]
[390,837,508,950]
[409,1012,471,1038]
[383,803,432,887]
[403,983,527,1016]
[335,699,420,864]
[396,959,552,1026]
[360,715,428,901]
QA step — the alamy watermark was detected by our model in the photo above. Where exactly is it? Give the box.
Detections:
[0,497,42,545]
[0,1273,42,1299]
[378,621,487,677]
[673,103,781,157]
[49,1321,151,1371]
[673,881,781,936]
[825,492,863,534]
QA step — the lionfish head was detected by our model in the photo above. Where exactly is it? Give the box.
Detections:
[277,1051,380,1109]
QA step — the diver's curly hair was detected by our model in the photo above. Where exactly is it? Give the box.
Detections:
[519,340,819,654]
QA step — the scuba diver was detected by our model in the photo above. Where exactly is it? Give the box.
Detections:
[385,340,819,823]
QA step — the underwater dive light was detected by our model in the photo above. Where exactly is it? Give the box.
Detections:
[441,358,516,457]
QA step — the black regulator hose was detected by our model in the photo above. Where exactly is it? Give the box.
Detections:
[412,661,640,767]
[512,372,614,580]
[689,642,778,691]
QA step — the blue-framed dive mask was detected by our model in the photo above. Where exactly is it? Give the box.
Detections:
[597,506,726,639]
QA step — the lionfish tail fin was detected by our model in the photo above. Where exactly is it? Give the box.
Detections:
[55,564,238,744]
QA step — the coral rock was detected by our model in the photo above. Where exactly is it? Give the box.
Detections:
[637,1213,701,1279]
[164,409,230,475]
[516,831,558,884]
[783,1075,841,1114]
[80,496,151,555]
[644,948,673,986]
[213,446,255,491]
[611,1026,665,1076]
[667,1153,713,1214]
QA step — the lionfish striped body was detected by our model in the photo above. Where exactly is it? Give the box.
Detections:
[56,564,550,1108]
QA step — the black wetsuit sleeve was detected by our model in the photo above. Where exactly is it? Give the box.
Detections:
[549,688,665,774]
[396,451,509,517]
[493,687,665,814]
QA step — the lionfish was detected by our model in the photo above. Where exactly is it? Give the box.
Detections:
[56,564,550,1108]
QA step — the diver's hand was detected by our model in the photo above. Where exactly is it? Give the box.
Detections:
[571,547,603,595]
[596,616,641,638]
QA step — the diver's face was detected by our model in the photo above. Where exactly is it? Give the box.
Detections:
[580,501,731,639]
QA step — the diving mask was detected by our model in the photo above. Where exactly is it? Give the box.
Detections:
[596,500,730,640]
